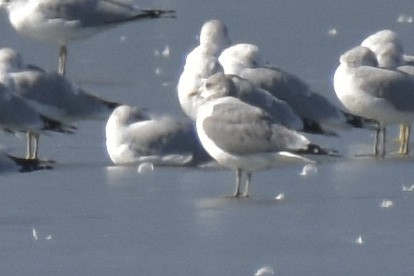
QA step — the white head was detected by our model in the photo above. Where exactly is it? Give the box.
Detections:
[200,72,237,100]
[339,46,378,68]
[361,29,401,48]
[199,19,231,56]
[107,105,149,129]
[361,29,404,68]
[218,43,262,74]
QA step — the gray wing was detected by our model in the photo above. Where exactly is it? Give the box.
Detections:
[240,67,346,125]
[201,100,308,155]
[0,85,43,131]
[11,71,113,121]
[37,0,171,27]
[240,67,311,101]
[229,75,303,130]
[356,67,414,112]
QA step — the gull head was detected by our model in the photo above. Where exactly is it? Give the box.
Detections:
[361,29,401,49]
[199,19,231,56]
[200,72,237,100]
[361,29,404,68]
[339,46,378,67]
[108,105,150,127]
[372,42,404,68]
[219,43,262,73]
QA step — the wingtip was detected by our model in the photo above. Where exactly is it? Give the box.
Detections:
[141,9,176,19]
[299,143,341,157]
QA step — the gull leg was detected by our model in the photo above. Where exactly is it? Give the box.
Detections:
[374,126,380,156]
[405,125,411,154]
[374,124,386,157]
[233,169,243,197]
[381,126,386,157]
[32,133,40,160]
[26,132,39,160]
[242,173,252,198]
[399,124,410,155]
[26,132,32,159]
[378,124,386,158]
[397,124,404,143]
[58,45,68,76]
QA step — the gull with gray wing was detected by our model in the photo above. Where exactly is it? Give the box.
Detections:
[0,0,175,75]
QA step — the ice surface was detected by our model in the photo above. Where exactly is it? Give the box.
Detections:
[1,0,414,275]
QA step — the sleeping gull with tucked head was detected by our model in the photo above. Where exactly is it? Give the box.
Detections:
[106,105,212,167]
[0,0,175,75]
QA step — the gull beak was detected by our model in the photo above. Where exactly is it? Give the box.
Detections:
[187,90,200,98]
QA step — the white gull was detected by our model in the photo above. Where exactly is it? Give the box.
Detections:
[0,0,175,75]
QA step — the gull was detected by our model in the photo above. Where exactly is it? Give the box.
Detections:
[0,0,175,75]
[333,46,414,157]
[177,19,230,120]
[106,105,212,167]
[0,47,117,158]
[195,85,335,198]
[0,82,73,159]
[218,43,371,136]
[361,29,414,154]
[0,48,118,124]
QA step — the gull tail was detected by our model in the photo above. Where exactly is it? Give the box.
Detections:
[102,99,121,111]
[343,111,378,129]
[296,143,341,157]
[302,119,338,136]
[7,154,54,173]
[40,115,77,134]
[85,92,122,111]
[107,9,176,25]
[138,9,176,19]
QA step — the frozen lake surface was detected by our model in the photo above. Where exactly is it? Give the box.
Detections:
[1,0,414,275]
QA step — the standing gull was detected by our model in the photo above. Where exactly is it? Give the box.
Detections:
[361,29,414,154]
[0,47,118,158]
[0,82,73,159]
[0,0,175,75]
[333,46,414,157]
[0,48,118,124]
[195,84,334,198]
[106,105,212,167]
